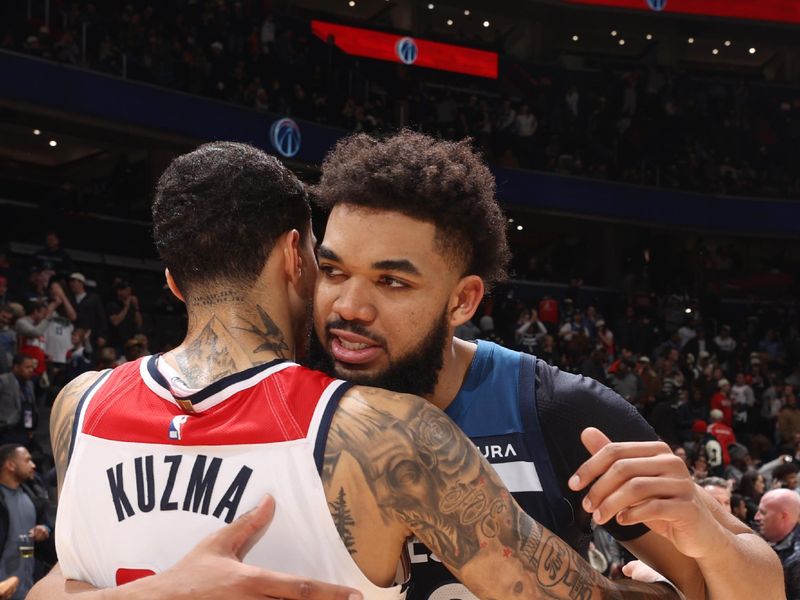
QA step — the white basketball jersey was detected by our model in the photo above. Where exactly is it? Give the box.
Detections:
[56,355,404,600]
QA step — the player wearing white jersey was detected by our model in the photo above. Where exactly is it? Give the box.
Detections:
[32,142,680,600]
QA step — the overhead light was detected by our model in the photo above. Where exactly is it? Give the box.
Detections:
[712,48,719,55]
[572,34,579,42]
[685,308,693,314]
[645,33,653,40]
[464,9,470,15]
[749,47,757,54]
[446,18,453,25]
[611,30,618,37]
[348,0,355,6]
[32,129,41,136]
[618,39,626,46]
[508,218,514,223]
[48,140,57,147]
[483,20,490,27]
[724,40,732,47]
[688,37,695,44]
[427,3,434,9]
[516,225,523,231]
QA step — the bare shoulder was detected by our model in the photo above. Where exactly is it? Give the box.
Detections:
[341,385,431,420]
[51,370,105,494]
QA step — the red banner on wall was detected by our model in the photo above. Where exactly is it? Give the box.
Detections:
[563,0,800,24]
[311,20,498,79]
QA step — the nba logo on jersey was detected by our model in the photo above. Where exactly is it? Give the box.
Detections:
[168,415,190,440]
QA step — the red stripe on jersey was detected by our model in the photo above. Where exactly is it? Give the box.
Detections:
[116,568,155,586]
[81,359,337,445]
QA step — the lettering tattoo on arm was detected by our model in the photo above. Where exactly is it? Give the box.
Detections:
[324,390,679,600]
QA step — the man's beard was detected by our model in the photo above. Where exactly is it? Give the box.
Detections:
[309,308,449,398]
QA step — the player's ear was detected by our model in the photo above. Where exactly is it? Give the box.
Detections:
[282,229,304,285]
[164,269,185,303]
[448,275,484,327]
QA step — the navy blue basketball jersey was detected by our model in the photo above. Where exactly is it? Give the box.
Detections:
[406,341,570,600]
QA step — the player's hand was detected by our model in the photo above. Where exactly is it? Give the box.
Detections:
[30,525,50,541]
[622,560,664,583]
[568,427,726,559]
[0,575,19,600]
[141,495,363,600]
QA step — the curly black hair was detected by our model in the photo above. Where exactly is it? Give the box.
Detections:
[311,130,510,289]
[152,142,310,295]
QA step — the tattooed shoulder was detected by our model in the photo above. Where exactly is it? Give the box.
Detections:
[51,371,104,494]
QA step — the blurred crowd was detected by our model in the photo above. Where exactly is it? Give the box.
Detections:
[4,1,800,199]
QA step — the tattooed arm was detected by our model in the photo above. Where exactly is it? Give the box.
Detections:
[324,387,682,600]
[51,371,105,495]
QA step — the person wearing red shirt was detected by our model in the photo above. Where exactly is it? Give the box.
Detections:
[711,378,733,426]
[708,408,737,466]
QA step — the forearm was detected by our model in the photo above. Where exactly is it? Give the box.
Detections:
[28,564,173,600]
[696,531,784,600]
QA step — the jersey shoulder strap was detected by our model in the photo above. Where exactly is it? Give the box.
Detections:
[518,354,574,538]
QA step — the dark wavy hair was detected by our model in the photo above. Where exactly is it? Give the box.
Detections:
[737,471,764,500]
[152,142,310,295]
[311,130,510,289]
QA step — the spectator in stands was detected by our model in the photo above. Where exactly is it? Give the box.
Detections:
[756,489,800,600]
[739,471,766,523]
[701,477,732,511]
[595,320,615,359]
[19,268,46,306]
[609,359,641,404]
[14,301,54,379]
[772,462,800,492]
[43,279,76,391]
[0,444,51,600]
[0,307,15,375]
[725,443,752,485]
[0,278,11,306]
[778,387,800,451]
[635,355,660,407]
[579,349,608,387]
[731,372,756,407]
[95,347,118,370]
[708,408,737,467]
[538,334,557,366]
[106,280,142,351]
[689,449,709,482]
[537,295,559,333]
[67,273,107,347]
[711,378,734,426]
[714,324,737,370]
[514,307,546,354]
[760,329,785,366]
[65,329,92,381]
[33,232,72,274]
[513,104,537,166]
[677,387,708,443]
[0,355,35,446]
[731,493,748,523]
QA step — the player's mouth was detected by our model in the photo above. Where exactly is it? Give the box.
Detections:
[328,328,383,366]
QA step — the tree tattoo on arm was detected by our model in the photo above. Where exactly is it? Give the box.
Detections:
[323,389,681,600]
[329,487,357,555]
